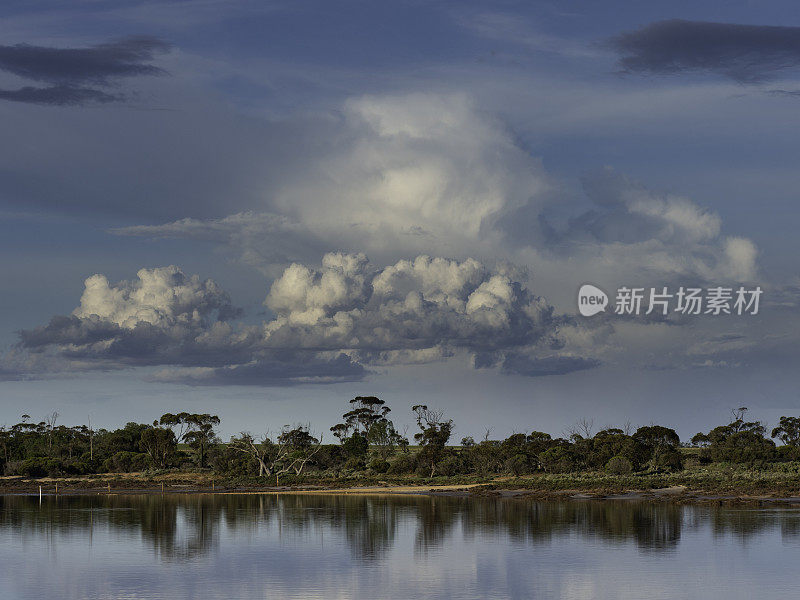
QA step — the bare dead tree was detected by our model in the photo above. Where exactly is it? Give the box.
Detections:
[230,426,323,485]
[45,411,59,452]
[87,415,93,461]
[578,418,594,438]
[731,407,749,429]
[229,432,281,477]
[412,405,445,429]
[398,424,410,452]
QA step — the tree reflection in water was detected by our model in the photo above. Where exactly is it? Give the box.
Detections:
[1,494,798,561]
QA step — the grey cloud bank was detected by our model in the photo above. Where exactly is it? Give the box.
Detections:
[11,254,596,385]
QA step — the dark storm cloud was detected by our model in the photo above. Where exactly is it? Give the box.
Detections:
[608,20,800,83]
[15,311,368,385]
[0,36,168,83]
[0,36,169,105]
[18,317,258,369]
[0,85,120,105]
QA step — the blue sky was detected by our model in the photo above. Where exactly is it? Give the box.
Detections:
[1,1,799,440]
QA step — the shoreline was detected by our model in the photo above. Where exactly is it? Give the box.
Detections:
[4,477,800,505]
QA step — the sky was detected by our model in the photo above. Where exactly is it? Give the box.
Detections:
[1,0,799,441]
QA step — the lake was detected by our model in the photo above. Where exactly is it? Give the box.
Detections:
[1,493,799,599]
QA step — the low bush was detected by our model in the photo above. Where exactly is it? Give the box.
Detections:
[386,453,416,475]
[102,451,152,473]
[606,456,633,475]
[368,459,390,474]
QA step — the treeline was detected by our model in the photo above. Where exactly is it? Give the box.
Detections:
[2,401,800,481]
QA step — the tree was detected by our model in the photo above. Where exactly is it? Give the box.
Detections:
[44,411,59,454]
[342,397,389,435]
[633,425,682,470]
[632,426,680,450]
[228,433,275,477]
[566,418,594,440]
[98,422,151,457]
[367,419,406,460]
[159,412,195,442]
[0,427,10,472]
[87,415,94,462]
[342,433,369,458]
[500,433,539,475]
[160,413,220,468]
[331,396,406,461]
[538,445,576,473]
[695,409,775,464]
[772,416,800,447]
[330,423,352,444]
[465,437,503,476]
[332,396,389,437]
[182,415,220,468]
[497,431,554,474]
[230,425,323,485]
[139,427,177,469]
[588,428,646,470]
[412,405,453,478]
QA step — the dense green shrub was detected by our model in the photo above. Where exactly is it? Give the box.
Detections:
[343,434,369,458]
[504,454,529,476]
[464,442,502,475]
[539,447,576,473]
[343,456,366,471]
[436,453,464,476]
[102,451,152,473]
[776,445,800,462]
[606,455,634,475]
[368,459,390,474]
[386,452,416,474]
[709,431,776,465]
[588,430,646,470]
[209,444,257,476]
[650,447,683,471]
[7,457,61,477]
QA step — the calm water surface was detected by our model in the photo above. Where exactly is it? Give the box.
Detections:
[2,493,800,599]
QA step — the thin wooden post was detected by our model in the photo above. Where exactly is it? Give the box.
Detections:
[107,482,111,493]
[55,481,58,494]
[39,486,42,503]
[161,482,164,493]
